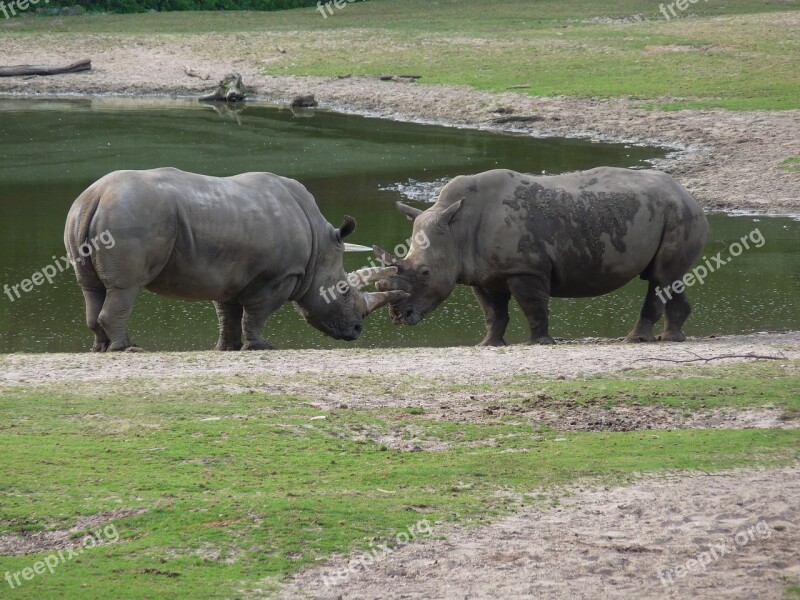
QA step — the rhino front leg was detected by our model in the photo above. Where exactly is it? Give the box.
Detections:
[472,284,512,346]
[240,281,295,350]
[625,281,665,343]
[507,276,555,345]
[213,301,244,351]
[98,287,142,352]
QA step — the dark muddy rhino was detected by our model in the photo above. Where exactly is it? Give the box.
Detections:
[374,167,709,345]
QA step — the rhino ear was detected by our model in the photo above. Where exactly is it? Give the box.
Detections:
[337,216,356,241]
[439,199,463,226]
[396,202,423,221]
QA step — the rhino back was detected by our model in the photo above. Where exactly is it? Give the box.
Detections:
[87,168,315,301]
[440,167,706,296]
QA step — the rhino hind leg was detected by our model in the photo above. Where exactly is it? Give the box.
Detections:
[82,287,110,352]
[473,284,512,346]
[625,281,665,343]
[660,291,691,342]
[507,276,555,345]
[98,287,142,352]
[214,301,244,351]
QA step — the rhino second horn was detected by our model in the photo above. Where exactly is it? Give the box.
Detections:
[350,266,398,290]
[396,201,423,221]
[363,290,409,315]
[372,245,403,267]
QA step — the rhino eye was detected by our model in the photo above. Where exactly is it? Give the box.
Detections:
[420,267,431,278]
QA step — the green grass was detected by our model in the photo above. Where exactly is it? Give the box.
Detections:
[514,360,800,411]
[782,157,800,173]
[784,580,800,599]
[4,0,799,110]
[1,360,798,598]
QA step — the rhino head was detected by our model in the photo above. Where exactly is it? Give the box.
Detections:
[373,201,463,326]
[295,216,409,340]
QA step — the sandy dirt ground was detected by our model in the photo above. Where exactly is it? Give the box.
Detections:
[0,34,798,215]
[2,331,797,389]
[278,466,800,600]
[2,331,798,441]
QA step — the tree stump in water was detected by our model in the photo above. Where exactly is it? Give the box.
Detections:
[199,73,246,102]
[290,94,318,108]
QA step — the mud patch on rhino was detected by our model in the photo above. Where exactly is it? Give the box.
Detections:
[506,182,638,264]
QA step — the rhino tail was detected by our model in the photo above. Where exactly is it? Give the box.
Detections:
[64,187,105,289]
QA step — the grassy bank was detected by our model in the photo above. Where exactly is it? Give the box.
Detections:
[1,359,797,597]
[4,0,799,110]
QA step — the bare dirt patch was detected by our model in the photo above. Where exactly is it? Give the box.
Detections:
[278,466,800,599]
[0,507,146,556]
[1,332,796,389]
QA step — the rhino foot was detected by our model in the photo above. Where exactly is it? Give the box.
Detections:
[478,337,507,347]
[659,331,686,342]
[526,336,556,346]
[624,334,657,343]
[91,341,110,352]
[242,341,275,351]
[215,342,244,351]
[107,339,140,352]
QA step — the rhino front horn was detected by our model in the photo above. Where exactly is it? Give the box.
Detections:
[363,290,409,315]
[372,245,403,267]
[349,266,398,290]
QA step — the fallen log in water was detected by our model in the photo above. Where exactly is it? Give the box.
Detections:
[0,59,91,77]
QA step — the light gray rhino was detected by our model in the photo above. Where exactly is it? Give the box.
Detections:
[374,167,709,345]
[64,168,406,352]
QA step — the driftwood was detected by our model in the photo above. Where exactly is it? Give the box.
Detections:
[0,59,91,78]
[379,74,422,82]
[182,65,210,81]
[631,352,786,365]
[199,73,246,102]
[492,115,544,124]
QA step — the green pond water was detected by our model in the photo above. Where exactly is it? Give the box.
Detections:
[0,98,797,352]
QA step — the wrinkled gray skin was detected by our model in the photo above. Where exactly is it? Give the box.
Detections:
[65,168,404,352]
[375,167,709,345]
